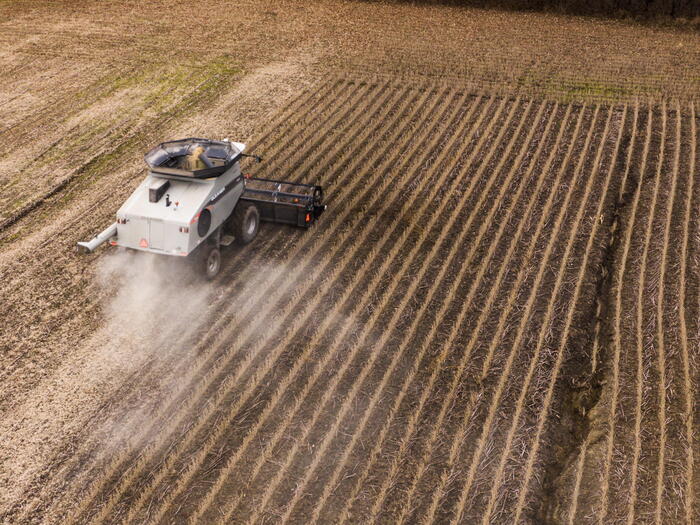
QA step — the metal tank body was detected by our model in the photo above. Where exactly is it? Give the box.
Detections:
[110,138,245,256]
[77,137,325,259]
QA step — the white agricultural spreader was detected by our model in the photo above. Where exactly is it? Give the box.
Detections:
[78,138,325,279]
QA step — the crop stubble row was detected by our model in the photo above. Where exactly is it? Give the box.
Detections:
[573,103,699,524]
[40,78,699,525]
[140,85,469,524]
[8,76,359,523]
[67,80,460,520]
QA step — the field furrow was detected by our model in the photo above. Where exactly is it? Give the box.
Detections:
[187,92,489,525]
[599,105,653,523]
[387,102,589,525]
[561,101,639,525]
[67,79,422,524]
[144,87,468,525]
[4,4,700,524]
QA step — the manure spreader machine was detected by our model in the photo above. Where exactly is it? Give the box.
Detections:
[78,138,326,279]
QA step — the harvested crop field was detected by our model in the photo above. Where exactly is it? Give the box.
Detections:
[1,1,699,524]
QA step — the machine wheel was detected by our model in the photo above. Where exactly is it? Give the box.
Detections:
[230,202,259,245]
[202,246,221,280]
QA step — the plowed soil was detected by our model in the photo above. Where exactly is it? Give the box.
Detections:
[1,1,699,524]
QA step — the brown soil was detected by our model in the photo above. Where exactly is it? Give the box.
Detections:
[0,1,698,524]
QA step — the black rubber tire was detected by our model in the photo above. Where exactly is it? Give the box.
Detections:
[230,202,259,246]
[202,246,221,280]
[197,208,212,238]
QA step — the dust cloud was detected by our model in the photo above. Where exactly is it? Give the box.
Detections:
[0,250,215,513]
[95,249,213,369]
[85,249,216,445]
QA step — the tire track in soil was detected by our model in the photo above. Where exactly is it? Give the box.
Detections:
[480,106,619,522]
[599,104,653,524]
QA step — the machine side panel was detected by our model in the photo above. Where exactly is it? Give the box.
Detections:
[117,218,149,249]
[149,219,165,250]
[210,179,244,229]
[189,165,245,251]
